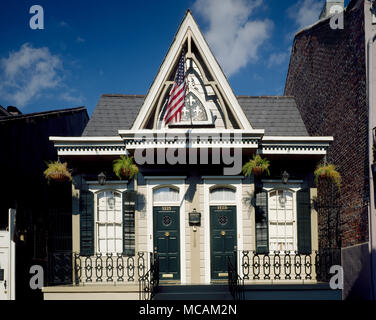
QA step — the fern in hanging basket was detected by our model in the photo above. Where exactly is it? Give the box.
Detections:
[44,161,72,183]
[242,154,270,177]
[314,163,341,188]
[113,155,139,180]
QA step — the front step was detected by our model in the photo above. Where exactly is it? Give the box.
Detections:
[153,284,233,300]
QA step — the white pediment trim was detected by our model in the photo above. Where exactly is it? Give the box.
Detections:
[131,10,253,131]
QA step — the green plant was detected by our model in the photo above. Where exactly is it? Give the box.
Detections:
[43,161,72,182]
[314,163,341,188]
[242,154,270,177]
[113,155,139,180]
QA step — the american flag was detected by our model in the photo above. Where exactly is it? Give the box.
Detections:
[164,50,186,124]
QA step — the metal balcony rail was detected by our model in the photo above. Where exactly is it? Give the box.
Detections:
[73,251,152,284]
[237,249,341,282]
[48,248,341,287]
[139,251,159,300]
[228,256,245,301]
[47,251,154,285]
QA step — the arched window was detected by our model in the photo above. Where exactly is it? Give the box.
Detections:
[96,191,122,253]
[210,187,236,202]
[153,187,179,203]
[268,190,295,252]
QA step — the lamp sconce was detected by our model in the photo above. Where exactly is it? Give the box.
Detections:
[282,171,290,184]
[189,208,201,230]
[98,172,106,185]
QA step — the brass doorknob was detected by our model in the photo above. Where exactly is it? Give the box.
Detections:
[165,232,170,237]
[221,230,226,236]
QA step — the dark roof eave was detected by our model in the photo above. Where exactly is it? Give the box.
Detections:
[0,106,88,123]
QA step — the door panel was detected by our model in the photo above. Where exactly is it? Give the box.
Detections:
[210,206,237,280]
[153,206,180,281]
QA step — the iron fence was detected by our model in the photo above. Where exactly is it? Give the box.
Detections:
[228,255,244,300]
[139,251,159,300]
[47,251,154,285]
[237,249,341,282]
[47,251,72,285]
[73,251,152,284]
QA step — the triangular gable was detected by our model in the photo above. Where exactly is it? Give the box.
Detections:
[131,10,253,131]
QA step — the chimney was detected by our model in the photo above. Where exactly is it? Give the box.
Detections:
[319,0,344,19]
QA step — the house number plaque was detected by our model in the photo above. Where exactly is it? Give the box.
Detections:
[217,205,228,210]
[162,206,172,211]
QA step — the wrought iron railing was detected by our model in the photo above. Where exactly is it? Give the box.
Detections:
[228,255,244,301]
[47,251,73,285]
[73,251,152,284]
[237,249,341,282]
[315,248,342,282]
[47,251,154,285]
[139,251,159,300]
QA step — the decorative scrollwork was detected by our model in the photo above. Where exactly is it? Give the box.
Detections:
[294,251,302,280]
[304,254,312,280]
[241,251,250,280]
[116,253,124,282]
[284,251,291,280]
[252,252,260,280]
[106,253,114,282]
[263,254,271,280]
[273,251,281,280]
[95,253,103,282]
[84,256,93,282]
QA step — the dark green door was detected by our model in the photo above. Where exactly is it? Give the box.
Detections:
[153,206,180,281]
[210,206,237,280]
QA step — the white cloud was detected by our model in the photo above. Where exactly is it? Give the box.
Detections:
[0,43,63,107]
[60,91,85,105]
[76,36,85,43]
[287,0,323,30]
[193,0,273,77]
[59,21,70,28]
[267,52,289,68]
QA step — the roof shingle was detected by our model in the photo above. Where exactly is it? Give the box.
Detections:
[82,94,309,137]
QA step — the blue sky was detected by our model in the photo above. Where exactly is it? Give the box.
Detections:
[0,0,350,116]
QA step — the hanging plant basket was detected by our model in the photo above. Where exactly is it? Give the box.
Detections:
[44,161,72,183]
[49,173,70,182]
[252,166,264,176]
[314,163,341,189]
[113,156,139,181]
[242,154,270,177]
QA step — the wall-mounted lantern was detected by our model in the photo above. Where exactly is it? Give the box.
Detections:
[189,208,201,228]
[98,172,106,185]
[282,171,290,184]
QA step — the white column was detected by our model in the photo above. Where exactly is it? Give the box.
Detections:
[8,209,16,300]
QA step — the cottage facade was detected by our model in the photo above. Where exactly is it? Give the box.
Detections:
[44,11,338,300]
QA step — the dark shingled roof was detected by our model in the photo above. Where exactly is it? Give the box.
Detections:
[238,96,309,136]
[82,94,308,137]
[82,94,145,136]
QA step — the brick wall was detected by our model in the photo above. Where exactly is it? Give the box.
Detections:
[285,0,369,248]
